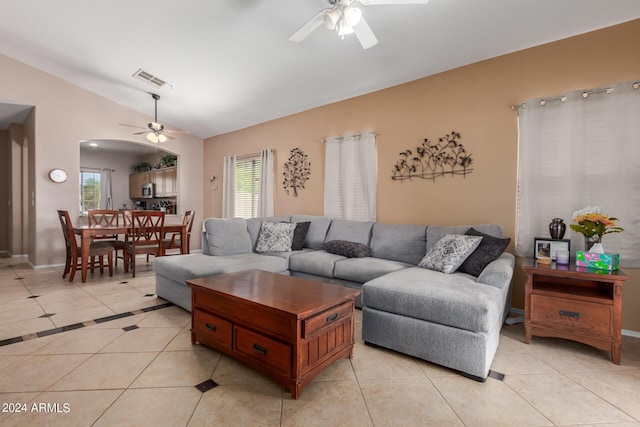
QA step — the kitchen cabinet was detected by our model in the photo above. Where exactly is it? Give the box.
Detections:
[152,167,177,197]
[129,167,177,199]
[128,171,151,199]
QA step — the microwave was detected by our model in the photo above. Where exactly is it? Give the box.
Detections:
[141,183,154,199]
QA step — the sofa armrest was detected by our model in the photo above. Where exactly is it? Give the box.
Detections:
[201,230,210,255]
[476,253,515,289]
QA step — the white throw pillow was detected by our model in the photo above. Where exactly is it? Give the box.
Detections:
[418,234,483,274]
[255,221,296,253]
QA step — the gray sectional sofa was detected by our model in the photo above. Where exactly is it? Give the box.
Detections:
[154,215,515,380]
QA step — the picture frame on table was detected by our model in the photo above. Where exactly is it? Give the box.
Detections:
[534,238,570,260]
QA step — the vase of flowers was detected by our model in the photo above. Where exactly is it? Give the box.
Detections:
[570,206,624,252]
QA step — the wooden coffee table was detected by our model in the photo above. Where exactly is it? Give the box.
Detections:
[187,269,360,399]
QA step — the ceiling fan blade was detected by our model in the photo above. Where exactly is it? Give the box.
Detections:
[164,129,191,135]
[132,131,147,135]
[353,16,378,49]
[288,9,328,42]
[119,123,146,130]
[359,0,429,4]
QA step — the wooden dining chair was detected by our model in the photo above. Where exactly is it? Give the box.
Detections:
[57,210,114,282]
[124,210,165,277]
[162,210,195,255]
[87,209,126,267]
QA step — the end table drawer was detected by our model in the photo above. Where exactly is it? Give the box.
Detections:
[193,309,233,349]
[531,295,611,335]
[235,325,291,374]
[302,301,352,338]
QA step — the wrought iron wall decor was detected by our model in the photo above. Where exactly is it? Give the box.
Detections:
[391,131,473,182]
[283,148,311,197]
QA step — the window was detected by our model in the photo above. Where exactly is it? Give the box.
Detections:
[235,155,261,219]
[79,170,100,213]
[516,80,640,267]
[324,132,377,221]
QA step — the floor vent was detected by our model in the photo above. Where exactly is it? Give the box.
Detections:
[132,68,167,89]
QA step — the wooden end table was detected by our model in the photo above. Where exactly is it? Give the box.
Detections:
[521,258,628,364]
[187,269,360,399]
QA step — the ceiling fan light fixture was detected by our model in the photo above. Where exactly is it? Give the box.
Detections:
[323,9,340,30]
[343,6,362,27]
[337,19,354,37]
[146,132,160,143]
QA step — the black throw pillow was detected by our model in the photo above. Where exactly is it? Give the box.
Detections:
[323,240,372,258]
[457,228,511,276]
[291,222,311,251]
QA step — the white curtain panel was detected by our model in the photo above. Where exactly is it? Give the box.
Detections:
[222,155,236,218]
[99,168,112,209]
[324,132,377,221]
[516,80,640,267]
[258,148,275,217]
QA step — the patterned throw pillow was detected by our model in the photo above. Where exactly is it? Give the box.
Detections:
[418,234,483,274]
[323,240,372,258]
[457,228,511,276]
[255,222,296,253]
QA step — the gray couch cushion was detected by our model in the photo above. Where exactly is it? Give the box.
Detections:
[154,253,287,285]
[362,267,504,333]
[370,223,427,265]
[324,219,374,246]
[426,224,503,252]
[290,215,332,249]
[204,218,252,256]
[247,215,292,250]
[334,257,412,283]
[288,250,345,277]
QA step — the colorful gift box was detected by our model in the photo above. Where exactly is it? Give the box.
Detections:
[575,251,620,271]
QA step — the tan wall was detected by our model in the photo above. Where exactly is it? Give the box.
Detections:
[0,54,205,267]
[203,19,640,332]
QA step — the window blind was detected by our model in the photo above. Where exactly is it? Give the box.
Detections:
[235,155,261,219]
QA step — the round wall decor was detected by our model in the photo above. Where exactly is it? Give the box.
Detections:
[48,168,68,183]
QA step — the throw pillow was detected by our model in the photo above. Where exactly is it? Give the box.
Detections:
[255,221,296,253]
[323,240,372,258]
[290,222,311,251]
[457,228,511,276]
[418,234,483,274]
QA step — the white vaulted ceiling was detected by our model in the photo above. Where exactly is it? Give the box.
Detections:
[1,0,639,138]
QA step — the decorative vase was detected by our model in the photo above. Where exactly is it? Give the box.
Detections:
[584,235,603,252]
[549,218,566,239]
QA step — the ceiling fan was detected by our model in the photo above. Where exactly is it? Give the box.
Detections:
[289,0,429,49]
[119,93,189,143]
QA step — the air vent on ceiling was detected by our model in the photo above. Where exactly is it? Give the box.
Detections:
[132,68,167,89]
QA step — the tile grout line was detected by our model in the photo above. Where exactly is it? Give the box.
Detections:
[0,302,174,348]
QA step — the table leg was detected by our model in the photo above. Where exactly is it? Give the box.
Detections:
[81,231,91,282]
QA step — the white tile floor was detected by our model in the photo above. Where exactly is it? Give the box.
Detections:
[1,255,639,426]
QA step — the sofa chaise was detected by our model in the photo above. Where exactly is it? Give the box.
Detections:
[154,215,515,380]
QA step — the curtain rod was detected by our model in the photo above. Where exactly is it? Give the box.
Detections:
[511,80,640,111]
[322,131,378,142]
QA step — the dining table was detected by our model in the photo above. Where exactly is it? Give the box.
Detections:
[73,222,187,283]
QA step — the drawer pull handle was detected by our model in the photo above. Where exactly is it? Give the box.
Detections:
[253,344,268,355]
[326,313,339,323]
[205,323,217,332]
[560,310,581,319]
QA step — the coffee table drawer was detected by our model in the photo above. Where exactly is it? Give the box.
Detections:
[531,294,611,335]
[235,325,291,374]
[302,301,352,338]
[193,309,233,349]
